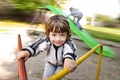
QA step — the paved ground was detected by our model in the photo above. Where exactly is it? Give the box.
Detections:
[0,28,120,80]
[0,28,31,79]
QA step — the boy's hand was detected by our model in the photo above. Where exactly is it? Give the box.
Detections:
[64,58,77,72]
[17,51,30,61]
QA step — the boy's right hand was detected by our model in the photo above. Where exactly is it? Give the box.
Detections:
[17,51,30,61]
[64,58,77,72]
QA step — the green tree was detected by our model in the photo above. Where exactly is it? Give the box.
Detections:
[86,16,91,21]
[117,13,120,23]
[94,14,111,22]
[94,14,119,27]
[0,0,69,22]
[11,0,69,13]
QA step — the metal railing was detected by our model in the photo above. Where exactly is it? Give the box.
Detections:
[47,44,103,80]
[18,34,28,80]
[17,34,103,80]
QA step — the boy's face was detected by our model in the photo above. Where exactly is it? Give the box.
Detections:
[49,32,67,46]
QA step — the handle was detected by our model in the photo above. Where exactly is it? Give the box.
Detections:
[18,34,28,80]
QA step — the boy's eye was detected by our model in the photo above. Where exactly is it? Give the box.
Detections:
[61,34,66,36]
[52,34,56,36]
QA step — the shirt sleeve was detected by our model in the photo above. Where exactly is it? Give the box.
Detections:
[63,40,77,60]
[22,37,49,56]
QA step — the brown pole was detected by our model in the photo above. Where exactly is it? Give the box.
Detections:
[18,34,28,80]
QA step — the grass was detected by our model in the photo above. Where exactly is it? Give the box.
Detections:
[0,29,9,32]
[0,20,45,32]
[0,20,29,28]
[84,26,120,43]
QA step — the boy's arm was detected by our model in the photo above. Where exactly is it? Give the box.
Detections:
[63,41,77,71]
[63,41,77,60]
[22,37,47,57]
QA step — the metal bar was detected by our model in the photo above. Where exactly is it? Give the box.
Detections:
[96,45,103,80]
[18,34,28,80]
[48,44,103,80]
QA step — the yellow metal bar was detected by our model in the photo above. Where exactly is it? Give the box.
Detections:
[48,44,103,80]
[96,45,103,80]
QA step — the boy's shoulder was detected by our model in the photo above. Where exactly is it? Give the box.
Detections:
[64,39,77,51]
[35,37,50,44]
[65,39,76,47]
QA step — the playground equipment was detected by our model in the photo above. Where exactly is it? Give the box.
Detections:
[42,5,115,58]
[18,34,28,80]
[17,5,115,80]
[48,44,103,80]
[18,34,103,80]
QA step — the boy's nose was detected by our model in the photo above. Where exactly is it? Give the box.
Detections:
[56,36,61,40]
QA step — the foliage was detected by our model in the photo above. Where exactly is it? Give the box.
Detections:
[11,0,69,13]
[95,14,111,22]
[28,30,40,36]
[103,18,118,27]
[87,14,120,27]
[117,15,120,23]
[86,16,91,21]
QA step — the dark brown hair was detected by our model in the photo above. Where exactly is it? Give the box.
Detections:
[45,15,71,39]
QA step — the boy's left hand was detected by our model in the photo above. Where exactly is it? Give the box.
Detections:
[64,58,77,72]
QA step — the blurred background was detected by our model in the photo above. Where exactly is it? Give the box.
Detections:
[0,0,120,27]
[0,0,120,80]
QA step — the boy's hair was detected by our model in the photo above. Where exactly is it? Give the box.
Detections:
[45,15,71,39]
